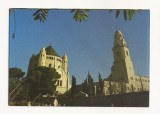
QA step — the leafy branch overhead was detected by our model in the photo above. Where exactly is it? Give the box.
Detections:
[71,9,89,22]
[112,10,141,21]
[33,9,49,22]
[10,9,141,39]
[32,9,141,23]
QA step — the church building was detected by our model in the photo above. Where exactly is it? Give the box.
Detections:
[103,30,149,95]
[27,45,71,94]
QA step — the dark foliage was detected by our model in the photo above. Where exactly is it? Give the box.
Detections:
[9,67,25,78]
[32,9,140,23]
[109,9,141,21]
[71,9,89,22]
[9,67,25,93]
[82,72,95,96]
[98,73,104,95]
[23,67,60,100]
[33,9,49,23]
[71,75,76,97]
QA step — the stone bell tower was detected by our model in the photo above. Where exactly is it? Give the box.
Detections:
[109,30,135,83]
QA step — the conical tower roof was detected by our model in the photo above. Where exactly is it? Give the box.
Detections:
[114,30,123,39]
[62,53,68,60]
[45,45,60,57]
[114,30,128,48]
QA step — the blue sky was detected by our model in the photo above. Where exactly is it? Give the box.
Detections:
[9,9,149,84]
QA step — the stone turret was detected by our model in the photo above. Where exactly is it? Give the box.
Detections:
[113,30,130,62]
[109,30,135,83]
[114,30,128,48]
[62,53,68,73]
[38,47,46,66]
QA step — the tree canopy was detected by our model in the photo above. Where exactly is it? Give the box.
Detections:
[9,67,25,78]
[82,72,95,96]
[9,67,25,93]
[71,75,76,97]
[98,73,104,95]
[22,67,61,100]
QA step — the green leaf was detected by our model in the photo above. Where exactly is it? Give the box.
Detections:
[129,10,134,20]
[33,9,40,17]
[71,9,89,22]
[123,10,127,21]
[109,9,139,21]
[124,10,136,21]
[116,10,120,18]
[33,9,49,23]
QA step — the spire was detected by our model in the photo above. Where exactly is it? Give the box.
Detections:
[114,30,128,48]
[40,47,46,54]
[62,53,68,60]
[114,30,123,39]
[88,71,90,76]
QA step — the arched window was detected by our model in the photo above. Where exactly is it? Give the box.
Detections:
[126,51,129,56]
[60,80,62,86]
[49,63,52,68]
[57,80,59,86]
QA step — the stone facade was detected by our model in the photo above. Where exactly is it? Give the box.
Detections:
[103,30,149,95]
[27,45,71,94]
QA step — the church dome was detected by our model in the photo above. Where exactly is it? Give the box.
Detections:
[45,45,60,57]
